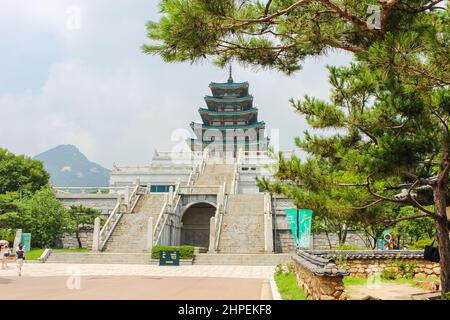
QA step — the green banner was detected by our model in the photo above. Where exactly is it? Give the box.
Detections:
[285,208,313,249]
[21,233,31,253]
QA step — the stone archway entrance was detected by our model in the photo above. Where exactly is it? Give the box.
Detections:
[181,203,216,248]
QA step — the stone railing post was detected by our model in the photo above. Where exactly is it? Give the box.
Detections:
[264,213,274,253]
[92,217,101,251]
[13,229,22,251]
[208,216,216,253]
[125,186,130,203]
[146,217,154,252]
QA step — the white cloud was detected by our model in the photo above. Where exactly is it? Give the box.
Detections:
[61,166,72,172]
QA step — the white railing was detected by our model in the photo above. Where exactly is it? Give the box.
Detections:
[178,185,222,195]
[200,148,209,174]
[153,182,181,246]
[53,186,127,195]
[263,192,274,253]
[98,201,123,251]
[230,148,242,194]
[128,185,147,213]
[213,182,227,252]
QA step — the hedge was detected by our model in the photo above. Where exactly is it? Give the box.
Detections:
[151,246,195,259]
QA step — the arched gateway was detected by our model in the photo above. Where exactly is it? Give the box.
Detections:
[180,202,216,248]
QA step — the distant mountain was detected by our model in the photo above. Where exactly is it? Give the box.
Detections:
[34,145,110,187]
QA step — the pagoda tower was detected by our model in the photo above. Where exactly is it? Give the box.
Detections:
[188,67,269,155]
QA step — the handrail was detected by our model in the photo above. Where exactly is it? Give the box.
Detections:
[128,185,146,213]
[263,192,274,253]
[199,148,209,174]
[230,148,242,194]
[98,201,123,251]
[153,201,168,245]
[214,182,227,252]
[153,182,181,245]
[178,185,221,195]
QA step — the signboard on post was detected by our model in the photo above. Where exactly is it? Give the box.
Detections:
[21,233,31,253]
[285,208,313,249]
[159,250,180,266]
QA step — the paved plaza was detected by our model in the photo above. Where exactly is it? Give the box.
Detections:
[0,263,275,300]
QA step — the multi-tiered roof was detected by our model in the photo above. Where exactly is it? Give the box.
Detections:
[188,68,269,153]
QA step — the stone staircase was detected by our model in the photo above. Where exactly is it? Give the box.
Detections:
[103,193,167,253]
[195,163,234,193]
[218,194,266,253]
[193,253,292,266]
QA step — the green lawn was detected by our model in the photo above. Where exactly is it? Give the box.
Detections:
[26,248,90,260]
[274,273,308,300]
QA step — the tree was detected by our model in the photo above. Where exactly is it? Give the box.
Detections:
[22,188,72,248]
[0,148,50,194]
[393,206,436,244]
[145,0,450,294]
[68,205,101,249]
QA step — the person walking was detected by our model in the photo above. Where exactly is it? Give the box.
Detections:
[1,243,10,270]
[16,244,25,276]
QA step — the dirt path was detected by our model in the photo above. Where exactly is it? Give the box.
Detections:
[346,283,428,300]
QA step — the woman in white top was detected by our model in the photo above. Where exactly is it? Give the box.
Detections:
[1,243,10,270]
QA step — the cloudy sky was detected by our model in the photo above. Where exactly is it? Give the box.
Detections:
[0,0,352,168]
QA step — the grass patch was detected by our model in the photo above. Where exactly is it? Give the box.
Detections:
[274,273,308,300]
[26,248,45,260]
[26,248,91,260]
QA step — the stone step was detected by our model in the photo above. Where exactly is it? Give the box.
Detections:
[103,193,167,252]
[218,214,266,253]
[193,254,292,266]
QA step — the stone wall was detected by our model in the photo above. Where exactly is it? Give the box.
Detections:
[57,227,94,249]
[291,252,348,300]
[313,250,440,279]
[312,232,370,250]
[341,258,440,278]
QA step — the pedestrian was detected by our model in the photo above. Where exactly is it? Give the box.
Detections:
[1,243,10,270]
[16,243,25,276]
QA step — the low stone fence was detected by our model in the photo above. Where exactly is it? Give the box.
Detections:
[291,251,349,300]
[311,250,440,278]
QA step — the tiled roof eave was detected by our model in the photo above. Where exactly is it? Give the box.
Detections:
[308,250,425,260]
[204,95,253,103]
[209,81,249,88]
[292,251,349,277]
[198,107,258,116]
[190,121,265,130]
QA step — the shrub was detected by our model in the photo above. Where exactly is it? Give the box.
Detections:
[381,268,397,280]
[274,264,284,276]
[332,244,365,250]
[408,239,434,250]
[397,261,416,279]
[151,245,195,259]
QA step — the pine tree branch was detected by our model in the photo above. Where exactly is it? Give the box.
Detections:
[352,199,383,210]
[321,0,381,36]
[378,213,431,227]
[264,0,273,16]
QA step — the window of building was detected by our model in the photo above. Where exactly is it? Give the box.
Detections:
[150,185,175,193]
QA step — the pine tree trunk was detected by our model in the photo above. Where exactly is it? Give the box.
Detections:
[433,183,450,296]
[76,228,82,249]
